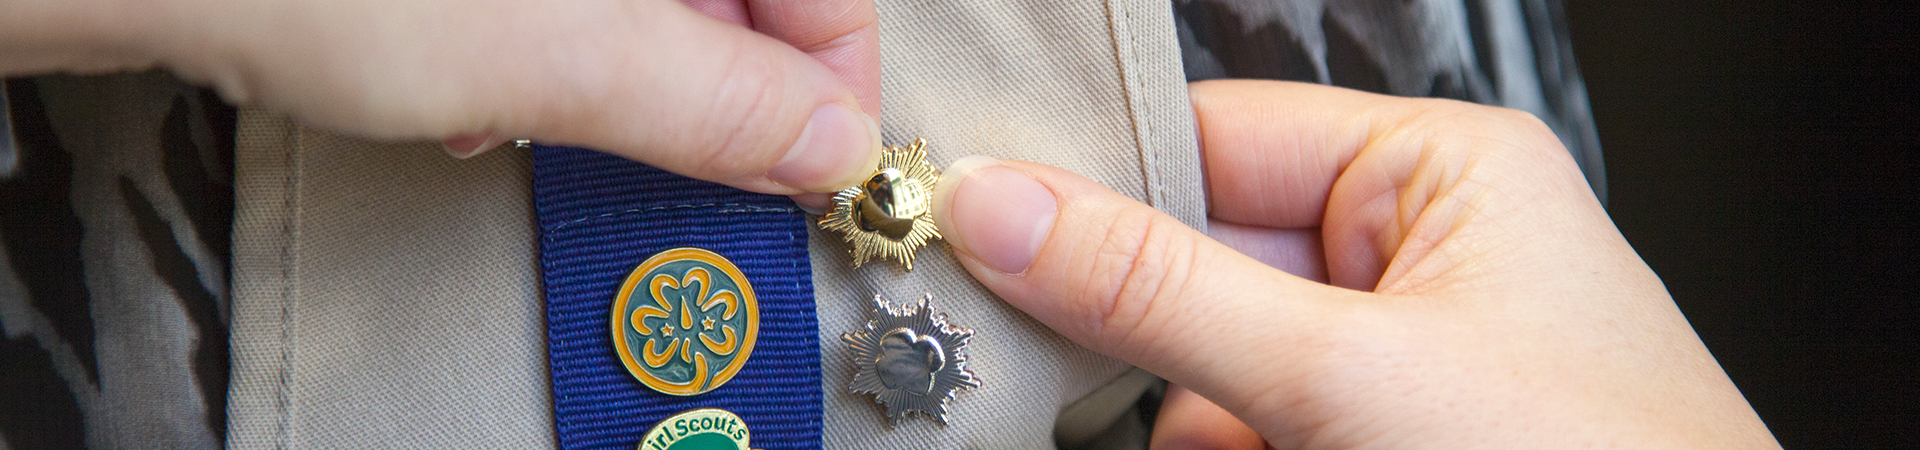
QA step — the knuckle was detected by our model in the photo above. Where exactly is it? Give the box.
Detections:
[1481,109,1576,166]
[688,45,797,179]
[769,0,874,51]
[1495,107,1554,136]
[1405,101,1566,162]
[1480,108,1566,155]
[1076,207,1202,352]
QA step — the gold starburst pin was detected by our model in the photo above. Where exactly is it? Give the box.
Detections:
[819,138,942,270]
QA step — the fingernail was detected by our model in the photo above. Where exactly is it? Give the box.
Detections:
[442,132,506,159]
[935,156,1058,275]
[767,103,881,192]
[790,192,833,215]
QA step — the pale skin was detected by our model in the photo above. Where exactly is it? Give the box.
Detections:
[3,0,1778,447]
[935,80,1782,449]
[1,0,887,197]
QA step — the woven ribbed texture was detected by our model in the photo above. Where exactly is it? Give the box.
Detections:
[533,146,822,450]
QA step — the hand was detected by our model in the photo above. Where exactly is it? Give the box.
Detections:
[932,80,1779,449]
[0,0,882,195]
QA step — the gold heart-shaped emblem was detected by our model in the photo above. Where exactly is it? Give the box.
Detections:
[853,168,929,241]
[818,138,942,270]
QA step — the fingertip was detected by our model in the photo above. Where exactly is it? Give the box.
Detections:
[935,156,1058,275]
[931,155,1003,222]
[591,5,875,195]
[790,192,832,215]
[1151,384,1270,450]
[442,132,505,159]
[766,103,882,192]
[933,154,1003,261]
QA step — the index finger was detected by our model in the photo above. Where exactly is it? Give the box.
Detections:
[1192,80,1389,230]
[748,0,880,116]
[1192,80,1595,290]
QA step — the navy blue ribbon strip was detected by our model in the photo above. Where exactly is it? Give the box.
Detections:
[533,146,823,449]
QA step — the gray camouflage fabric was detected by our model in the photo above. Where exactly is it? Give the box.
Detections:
[1,73,234,449]
[1175,0,1605,200]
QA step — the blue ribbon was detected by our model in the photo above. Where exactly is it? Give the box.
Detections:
[533,146,823,449]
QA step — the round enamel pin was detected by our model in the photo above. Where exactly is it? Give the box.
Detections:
[842,294,979,425]
[637,408,760,450]
[819,138,942,271]
[612,247,759,396]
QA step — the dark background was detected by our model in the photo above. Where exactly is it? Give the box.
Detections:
[1565,1,1917,447]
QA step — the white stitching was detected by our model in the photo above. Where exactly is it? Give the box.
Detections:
[542,203,800,236]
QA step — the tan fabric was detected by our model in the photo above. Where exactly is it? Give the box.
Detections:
[227,125,552,449]
[1054,368,1161,449]
[225,0,1201,448]
[818,0,1200,447]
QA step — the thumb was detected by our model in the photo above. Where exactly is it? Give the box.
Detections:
[495,2,882,194]
[932,156,1363,421]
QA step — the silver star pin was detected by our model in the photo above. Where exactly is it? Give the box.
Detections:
[841,294,979,425]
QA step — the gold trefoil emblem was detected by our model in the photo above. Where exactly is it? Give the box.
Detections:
[819,138,941,271]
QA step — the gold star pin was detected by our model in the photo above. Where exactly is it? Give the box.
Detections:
[819,138,942,271]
